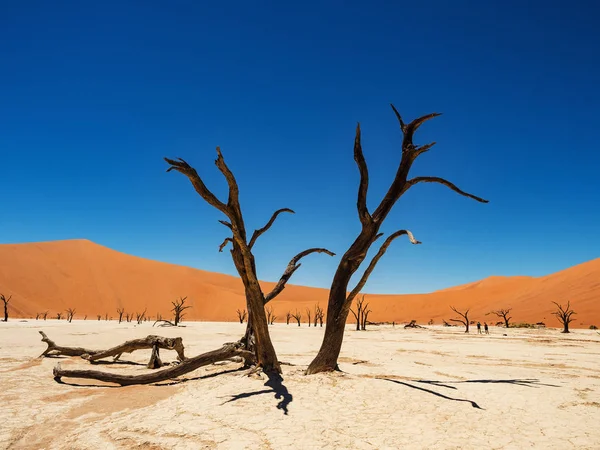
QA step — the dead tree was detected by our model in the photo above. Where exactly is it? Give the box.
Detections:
[306,308,312,327]
[236,309,248,324]
[450,306,470,333]
[42,311,48,321]
[285,311,292,325]
[314,304,324,327]
[165,150,333,373]
[552,301,576,333]
[136,309,147,325]
[126,313,132,323]
[84,315,87,320]
[97,314,101,321]
[361,304,371,330]
[350,295,366,331]
[56,312,62,320]
[404,320,425,329]
[307,107,487,373]
[117,308,125,323]
[266,306,276,325]
[104,313,108,321]
[38,331,186,364]
[171,296,190,326]
[490,308,513,328]
[291,310,302,326]
[428,319,434,325]
[66,308,76,323]
[36,313,41,320]
[1,294,11,322]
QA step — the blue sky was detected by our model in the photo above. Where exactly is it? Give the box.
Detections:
[1,1,599,294]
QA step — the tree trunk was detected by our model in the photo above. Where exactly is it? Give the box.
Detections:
[3,302,7,322]
[504,318,509,328]
[147,344,163,369]
[563,323,570,333]
[307,233,377,374]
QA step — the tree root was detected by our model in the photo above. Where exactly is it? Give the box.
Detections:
[53,343,256,386]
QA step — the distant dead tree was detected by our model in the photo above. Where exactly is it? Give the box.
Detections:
[117,308,125,323]
[84,315,87,320]
[489,308,513,328]
[350,295,366,331]
[361,304,371,331]
[450,306,470,333]
[405,320,425,329]
[1,294,11,322]
[350,295,371,331]
[172,296,191,326]
[285,311,292,325]
[136,309,147,325]
[56,312,62,320]
[42,311,48,321]
[314,304,324,327]
[104,313,109,321]
[125,313,131,323]
[236,309,247,324]
[266,306,276,325]
[306,308,312,327]
[306,105,487,374]
[66,308,76,323]
[96,315,101,321]
[36,312,41,320]
[428,319,434,325]
[291,310,302,326]
[552,301,576,333]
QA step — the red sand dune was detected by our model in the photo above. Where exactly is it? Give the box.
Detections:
[0,239,598,328]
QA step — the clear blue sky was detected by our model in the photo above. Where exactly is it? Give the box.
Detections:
[1,1,599,294]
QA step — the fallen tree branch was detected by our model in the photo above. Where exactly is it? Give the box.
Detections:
[38,331,97,358]
[83,335,186,362]
[53,343,255,386]
[39,331,186,364]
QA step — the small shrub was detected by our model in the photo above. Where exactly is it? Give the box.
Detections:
[590,325,598,330]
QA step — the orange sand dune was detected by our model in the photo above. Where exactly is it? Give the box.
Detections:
[0,239,598,328]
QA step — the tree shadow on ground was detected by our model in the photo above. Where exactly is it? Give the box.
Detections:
[379,378,483,409]
[378,377,560,409]
[221,371,293,415]
[415,378,560,389]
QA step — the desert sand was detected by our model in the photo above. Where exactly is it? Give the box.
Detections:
[1,239,599,327]
[0,320,599,449]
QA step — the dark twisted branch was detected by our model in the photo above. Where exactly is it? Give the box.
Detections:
[353,124,371,226]
[219,237,234,253]
[248,208,295,249]
[164,157,229,216]
[347,230,421,303]
[264,248,336,303]
[407,177,489,203]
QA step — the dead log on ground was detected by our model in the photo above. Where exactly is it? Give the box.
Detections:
[39,331,186,363]
[53,343,255,386]
[39,331,97,357]
[404,320,426,329]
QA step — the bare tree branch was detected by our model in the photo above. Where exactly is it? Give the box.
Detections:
[347,230,421,303]
[407,177,489,203]
[219,237,234,253]
[164,157,229,216]
[353,123,372,226]
[219,220,233,230]
[248,208,295,249]
[264,248,335,303]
